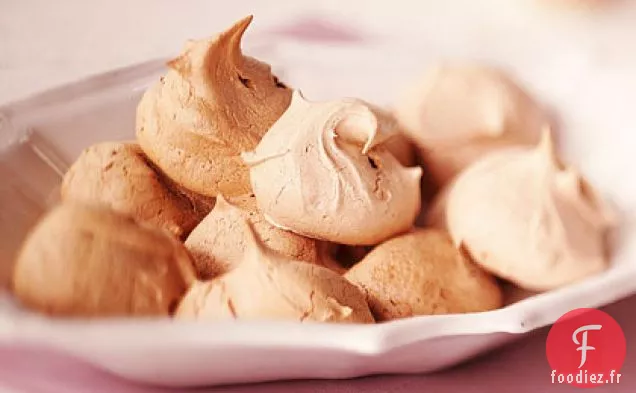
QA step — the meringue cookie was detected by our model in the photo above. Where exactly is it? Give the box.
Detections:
[242,92,423,245]
[445,130,616,291]
[136,16,292,197]
[345,229,502,321]
[13,203,196,317]
[394,64,550,185]
[385,134,418,167]
[185,194,321,279]
[61,142,214,239]
[176,224,374,323]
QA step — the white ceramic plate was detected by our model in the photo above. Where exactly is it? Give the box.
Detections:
[1,3,636,387]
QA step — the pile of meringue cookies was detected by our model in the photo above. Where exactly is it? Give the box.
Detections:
[11,16,617,324]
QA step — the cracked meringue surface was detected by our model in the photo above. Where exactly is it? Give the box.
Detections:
[185,194,321,280]
[136,16,292,198]
[61,141,214,239]
[345,229,502,321]
[444,130,616,291]
[242,92,422,245]
[13,203,196,317]
[176,223,374,323]
[394,64,550,185]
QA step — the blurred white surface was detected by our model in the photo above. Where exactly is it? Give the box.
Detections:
[2,0,636,104]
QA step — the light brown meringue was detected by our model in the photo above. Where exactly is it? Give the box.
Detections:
[394,64,550,185]
[136,16,292,197]
[385,134,418,167]
[176,224,374,324]
[185,194,321,279]
[61,142,214,239]
[444,130,616,291]
[345,229,502,321]
[242,92,423,245]
[12,203,196,317]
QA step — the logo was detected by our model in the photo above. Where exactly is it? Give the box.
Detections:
[546,308,626,388]
[572,324,602,368]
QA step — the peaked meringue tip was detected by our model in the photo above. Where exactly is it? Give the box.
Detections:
[223,15,253,40]
[536,125,560,166]
[333,301,353,318]
[214,194,235,212]
[406,165,424,182]
[335,102,382,154]
[241,219,270,263]
[182,39,197,52]
[221,16,253,63]
[339,306,353,318]
[166,53,189,74]
[165,15,254,76]
[358,113,379,154]
[600,201,621,228]
[166,38,200,74]
[556,167,582,192]
[239,14,255,26]
[290,89,308,105]
[452,237,465,250]
[364,105,401,152]
[556,168,621,229]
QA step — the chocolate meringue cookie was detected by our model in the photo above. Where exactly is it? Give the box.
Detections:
[444,130,616,291]
[185,194,321,279]
[13,203,196,317]
[242,92,423,245]
[345,229,502,321]
[394,64,550,185]
[176,224,374,324]
[136,16,292,197]
[61,142,214,239]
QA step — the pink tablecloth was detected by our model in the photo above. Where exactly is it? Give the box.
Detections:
[0,295,633,392]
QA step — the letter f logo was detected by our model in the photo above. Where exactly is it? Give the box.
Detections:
[573,324,602,368]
